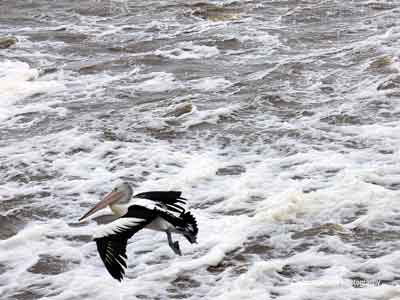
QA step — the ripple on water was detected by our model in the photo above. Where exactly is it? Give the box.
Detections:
[1,0,400,299]
[28,254,77,275]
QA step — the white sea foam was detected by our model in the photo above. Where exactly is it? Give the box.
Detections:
[179,103,240,128]
[0,60,64,121]
[155,42,220,60]
[132,72,182,93]
[190,77,232,91]
[1,121,400,299]
[2,1,400,300]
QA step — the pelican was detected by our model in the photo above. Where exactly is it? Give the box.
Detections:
[79,182,198,281]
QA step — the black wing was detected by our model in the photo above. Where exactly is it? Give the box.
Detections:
[157,209,198,244]
[134,191,187,214]
[93,205,158,281]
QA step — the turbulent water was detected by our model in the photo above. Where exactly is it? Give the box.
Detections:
[1,0,400,299]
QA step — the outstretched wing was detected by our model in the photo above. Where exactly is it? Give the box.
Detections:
[133,191,187,214]
[93,205,158,281]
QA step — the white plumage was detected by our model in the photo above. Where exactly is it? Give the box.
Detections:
[93,217,145,239]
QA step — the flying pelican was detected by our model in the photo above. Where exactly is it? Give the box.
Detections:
[79,182,198,281]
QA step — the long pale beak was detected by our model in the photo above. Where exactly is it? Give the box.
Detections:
[79,191,124,222]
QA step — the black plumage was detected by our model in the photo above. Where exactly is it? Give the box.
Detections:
[94,207,156,281]
[134,191,186,204]
[134,191,188,215]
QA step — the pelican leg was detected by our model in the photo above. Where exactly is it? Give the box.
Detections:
[166,229,182,256]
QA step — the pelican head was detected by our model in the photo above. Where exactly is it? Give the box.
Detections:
[79,182,133,222]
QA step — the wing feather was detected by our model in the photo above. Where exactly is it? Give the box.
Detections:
[134,191,186,205]
[93,205,158,281]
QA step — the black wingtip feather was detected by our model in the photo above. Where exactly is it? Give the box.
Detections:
[181,211,198,243]
[134,191,186,205]
[95,238,128,281]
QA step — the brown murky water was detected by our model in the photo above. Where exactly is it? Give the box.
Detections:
[1,1,400,299]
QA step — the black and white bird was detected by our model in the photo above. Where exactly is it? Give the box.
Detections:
[79,182,198,281]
